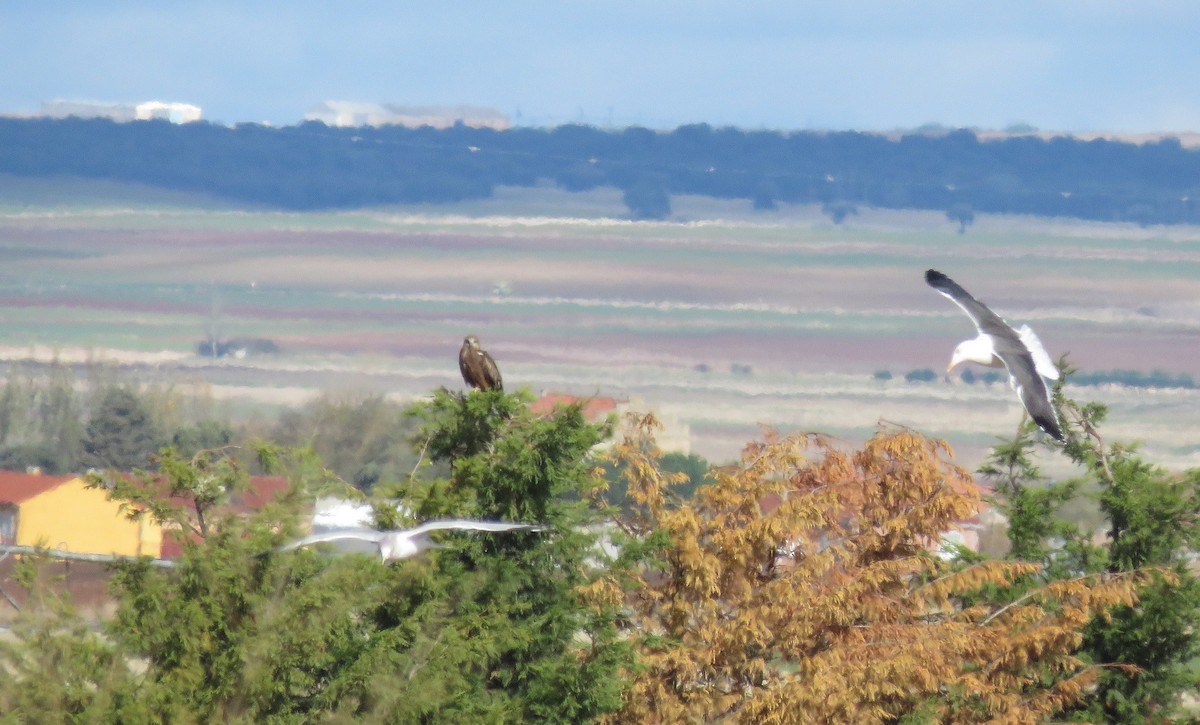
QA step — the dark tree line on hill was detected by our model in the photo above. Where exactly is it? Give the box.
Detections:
[1,116,1199,224]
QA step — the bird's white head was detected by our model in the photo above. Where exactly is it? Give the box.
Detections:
[378,531,426,562]
[948,335,1000,372]
[947,344,969,373]
[464,335,480,349]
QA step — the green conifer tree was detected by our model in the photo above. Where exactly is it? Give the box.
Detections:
[980,362,1200,723]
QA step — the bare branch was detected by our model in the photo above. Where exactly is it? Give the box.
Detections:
[409,434,432,482]
[978,573,1097,627]
[1062,400,1113,483]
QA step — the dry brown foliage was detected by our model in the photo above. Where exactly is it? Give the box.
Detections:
[600,414,1150,724]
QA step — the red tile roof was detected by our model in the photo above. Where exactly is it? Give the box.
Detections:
[0,471,75,504]
[231,475,290,511]
[530,393,621,422]
[759,492,784,516]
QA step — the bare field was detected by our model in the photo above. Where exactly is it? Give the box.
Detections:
[1,184,1199,473]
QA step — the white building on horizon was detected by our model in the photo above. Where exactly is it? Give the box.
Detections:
[134,101,202,123]
[305,101,510,130]
[39,100,202,124]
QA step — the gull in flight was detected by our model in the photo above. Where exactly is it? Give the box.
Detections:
[926,269,1065,441]
[280,519,546,562]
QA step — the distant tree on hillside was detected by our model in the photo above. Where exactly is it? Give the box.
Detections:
[83,388,163,471]
[751,181,779,210]
[947,203,976,233]
[271,393,428,492]
[0,363,85,473]
[905,368,938,383]
[622,178,671,220]
[821,200,858,224]
[657,451,710,499]
[171,421,235,458]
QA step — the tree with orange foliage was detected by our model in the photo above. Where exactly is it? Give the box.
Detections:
[597,415,1153,724]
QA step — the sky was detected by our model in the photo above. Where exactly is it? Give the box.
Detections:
[2,2,1199,133]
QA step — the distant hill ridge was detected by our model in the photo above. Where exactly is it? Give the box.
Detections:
[0,117,1196,225]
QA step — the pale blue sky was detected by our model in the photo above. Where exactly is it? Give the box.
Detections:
[2,2,1198,132]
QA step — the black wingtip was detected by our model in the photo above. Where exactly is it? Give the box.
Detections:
[1035,416,1066,442]
[925,269,949,286]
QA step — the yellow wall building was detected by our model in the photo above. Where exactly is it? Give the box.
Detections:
[0,472,163,557]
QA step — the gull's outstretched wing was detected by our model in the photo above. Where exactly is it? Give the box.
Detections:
[279,528,386,552]
[406,520,547,536]
[925,269,1018,342]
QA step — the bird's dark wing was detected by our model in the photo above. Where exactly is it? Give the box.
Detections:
[459,342,477,387]
[925,269,1019,343]
[479,350,503,391]
[1011,365,1065,441]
